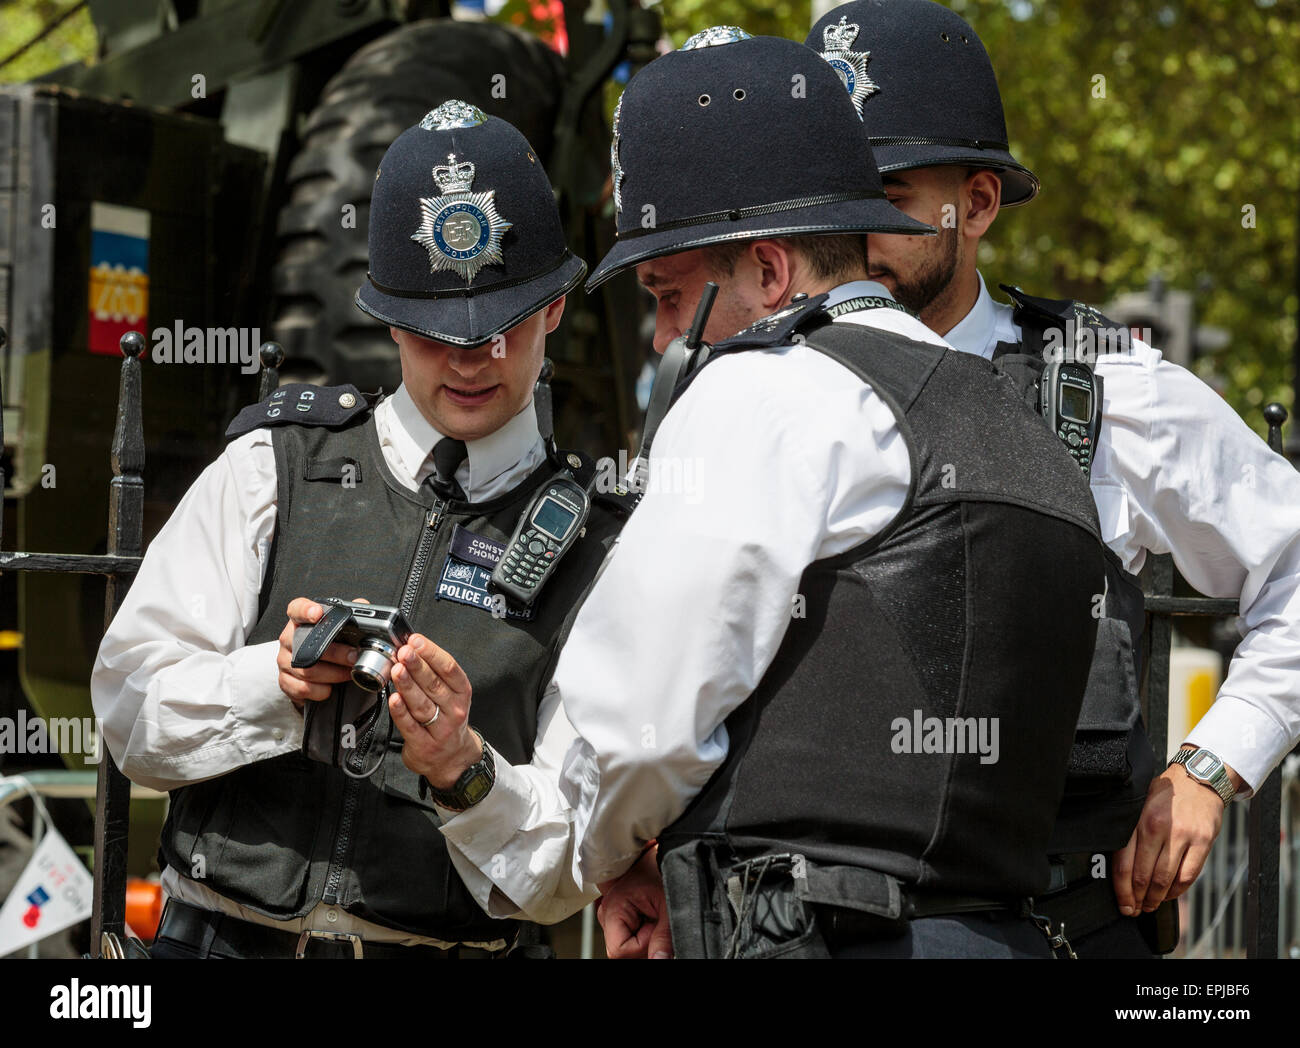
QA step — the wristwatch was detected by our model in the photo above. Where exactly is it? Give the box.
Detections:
[426,731,496,812]
[1168,747,1236,805]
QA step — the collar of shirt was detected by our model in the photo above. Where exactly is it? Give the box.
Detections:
[942,272,1020,360]
[822,279,951,348]
[376,385,547,500]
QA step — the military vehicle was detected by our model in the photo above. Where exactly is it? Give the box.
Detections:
[0,0,656,780]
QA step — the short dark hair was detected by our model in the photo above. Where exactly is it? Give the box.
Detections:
[702,234,868,282]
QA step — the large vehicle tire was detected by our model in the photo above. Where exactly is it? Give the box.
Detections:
[270,20,567,391]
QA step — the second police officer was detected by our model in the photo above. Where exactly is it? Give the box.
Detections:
[92,102,629,957]
[421,28,1112,958]
[807,0,1300,957]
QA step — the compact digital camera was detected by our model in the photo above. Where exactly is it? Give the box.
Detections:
[291,598,413,692]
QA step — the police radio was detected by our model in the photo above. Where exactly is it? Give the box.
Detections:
[489,474,591,607]
[1040,360,1103,477]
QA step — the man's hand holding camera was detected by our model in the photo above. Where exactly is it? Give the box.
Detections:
[277,596,481,789]
[277,598,359,708]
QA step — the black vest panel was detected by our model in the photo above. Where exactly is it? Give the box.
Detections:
[660,323,1106,899]
[992,286,1158,854]
[161,411,622,942]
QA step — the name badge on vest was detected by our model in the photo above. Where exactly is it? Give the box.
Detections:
[437,524,534,621]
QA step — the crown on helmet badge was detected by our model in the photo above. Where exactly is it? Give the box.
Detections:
[410,152,512,283]
[820,16,878,117]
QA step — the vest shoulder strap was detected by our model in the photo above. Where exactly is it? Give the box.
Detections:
[226,383,373,439]
[998,284,1130,363]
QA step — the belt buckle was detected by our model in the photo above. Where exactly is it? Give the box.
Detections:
[295,929,364,959]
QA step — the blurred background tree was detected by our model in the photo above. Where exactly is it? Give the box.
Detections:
[0,1,95,83]
[4,0,1296,428]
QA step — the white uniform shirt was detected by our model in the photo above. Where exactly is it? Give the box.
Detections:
[438,281,937,919]
[945,274,1300,794]
[91,385,547,947]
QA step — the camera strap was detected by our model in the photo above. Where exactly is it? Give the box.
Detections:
[289,603,352,669]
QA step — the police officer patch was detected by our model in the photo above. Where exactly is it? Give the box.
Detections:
[821,15,878,116]
[411,153,512,284]
[436,525,533,620]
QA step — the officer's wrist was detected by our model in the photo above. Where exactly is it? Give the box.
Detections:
[1177,743,1245,794]
[424,729,485,792]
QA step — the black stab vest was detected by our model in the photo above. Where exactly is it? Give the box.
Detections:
[159,409,623,943]
[992,285,1157,854]
[659,319,1107,900]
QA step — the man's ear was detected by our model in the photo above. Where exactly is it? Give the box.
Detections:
[543,295,566,335]
[390,326,402,344]
[962,170,1002,240]
[747,240,795,312]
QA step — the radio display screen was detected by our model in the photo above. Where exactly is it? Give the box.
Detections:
[1059,385,1092,424]
[533,498,577,540]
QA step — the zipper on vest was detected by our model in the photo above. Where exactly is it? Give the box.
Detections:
[322,497,446,906]
[399,500,446,617]
[322,717,377,905]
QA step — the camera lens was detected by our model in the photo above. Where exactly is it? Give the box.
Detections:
[352,639,397,692]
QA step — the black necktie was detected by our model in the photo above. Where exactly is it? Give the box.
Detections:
[428,437,468,501]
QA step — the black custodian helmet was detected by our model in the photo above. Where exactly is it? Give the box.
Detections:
[356,100,586,346]
[806,0,1039,206]
[586,28,933,291]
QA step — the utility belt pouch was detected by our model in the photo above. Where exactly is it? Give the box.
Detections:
[660,838,732,959]
[1139,898,1180,955]
[663,842,829,957]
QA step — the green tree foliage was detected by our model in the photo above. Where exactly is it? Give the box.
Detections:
[0,0,95,84]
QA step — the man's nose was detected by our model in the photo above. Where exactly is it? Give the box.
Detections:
[652,324,680,356]
[448,347,491,376]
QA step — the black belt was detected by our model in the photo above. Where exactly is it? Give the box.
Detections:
[814,890,1024,949]
[155,900,499,959]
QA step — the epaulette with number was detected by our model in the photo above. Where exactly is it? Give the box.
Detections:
[1000,284,1131,359]
[225,383,372,439]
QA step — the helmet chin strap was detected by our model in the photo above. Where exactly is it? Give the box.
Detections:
[533,357,561,466]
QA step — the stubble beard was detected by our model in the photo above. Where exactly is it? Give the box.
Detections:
[886,224,961,319]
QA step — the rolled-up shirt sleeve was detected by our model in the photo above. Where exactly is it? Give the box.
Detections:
[1096,343,1300,793]
[90,430,299,791]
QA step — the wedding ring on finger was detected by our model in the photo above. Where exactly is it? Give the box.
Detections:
[420,707,441,728]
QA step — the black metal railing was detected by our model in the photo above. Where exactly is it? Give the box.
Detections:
[0,328,281,956]
[0,325,1292,956]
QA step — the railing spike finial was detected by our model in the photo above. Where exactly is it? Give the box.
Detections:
[1263,402,1288,455]
[257,341,284,401]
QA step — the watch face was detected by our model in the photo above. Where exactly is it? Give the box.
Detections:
[1189,750,1222,778]
[464,772,493,805]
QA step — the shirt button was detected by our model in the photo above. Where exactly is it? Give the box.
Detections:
[463,834,474,845]
[326,909,339,923]
[272,728,284,740]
